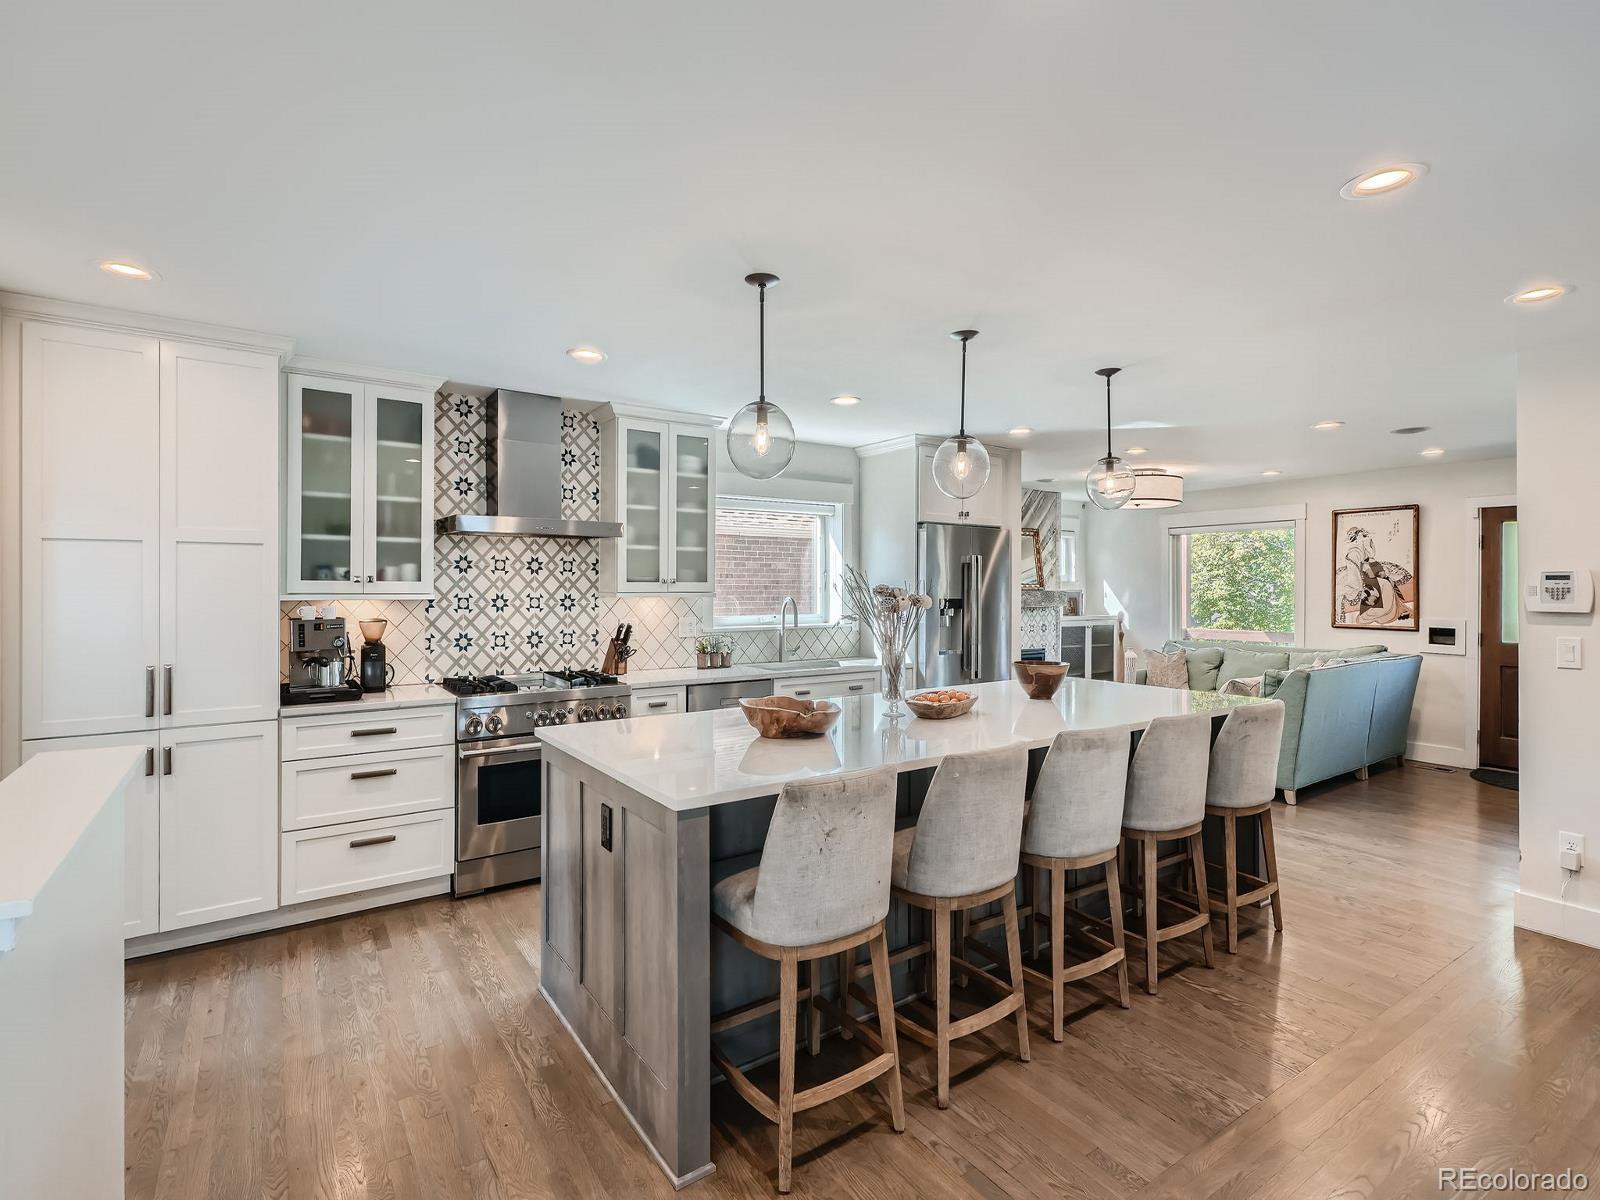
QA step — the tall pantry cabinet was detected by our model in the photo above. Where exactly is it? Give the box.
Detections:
[2,298,288,938]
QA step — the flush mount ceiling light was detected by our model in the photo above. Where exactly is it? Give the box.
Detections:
[1419,447,1446,457]
[98,259,156,281]
[1391,425,1430,435]
[1125,467,1185,509]
[1505,284,1573,305]
[566,345,606,364]
[931,330,992,501]
[1009,426,1032,437]
[1085,367,1136,511]
[726,272,796,480]
[1312,420,1345,431]
[830,394,861,406]
[1339,163,1428,199]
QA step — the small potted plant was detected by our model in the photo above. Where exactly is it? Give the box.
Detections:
[695,635,717,669]
[714,635,734,668]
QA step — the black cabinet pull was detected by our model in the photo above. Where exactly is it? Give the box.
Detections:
[350,726,397,737]
[350,768,398,781]
[162,747,173,776]
[145,667,156,718]
[145,747,155,777]
[848,684,865,692]
[163,665,174,715]
[349,834,397,848]
[647,700,669,709]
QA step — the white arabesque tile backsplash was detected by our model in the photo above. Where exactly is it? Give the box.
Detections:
[281,392,863,685]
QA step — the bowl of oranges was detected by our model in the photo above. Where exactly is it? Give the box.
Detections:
[905,688,977,720]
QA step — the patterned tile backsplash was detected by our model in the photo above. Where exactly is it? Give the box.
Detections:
[281,392,863,685]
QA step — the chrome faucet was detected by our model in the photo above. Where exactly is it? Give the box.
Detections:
[777,596,798,662]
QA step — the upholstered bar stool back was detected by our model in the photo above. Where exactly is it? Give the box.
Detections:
[1121,710,1216,993]
[1016,727,1134,1038]
[897,746,1028,897]
[1204,701,1287,953]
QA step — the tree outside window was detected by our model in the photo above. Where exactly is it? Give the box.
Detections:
[1175,526,1296,642]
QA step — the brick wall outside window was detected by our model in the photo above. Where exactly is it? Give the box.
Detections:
[715,507,822,619]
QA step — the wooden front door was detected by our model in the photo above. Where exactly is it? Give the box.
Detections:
[1479,505,1519,770]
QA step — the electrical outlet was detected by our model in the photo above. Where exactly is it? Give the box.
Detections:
[1560,831,1585,873]
[677,612,703,639]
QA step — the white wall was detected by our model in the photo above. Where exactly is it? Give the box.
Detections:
[1515,340,1600,949]
[1082,456,1517,766]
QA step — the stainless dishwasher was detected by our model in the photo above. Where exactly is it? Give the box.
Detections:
[686,677,775,712]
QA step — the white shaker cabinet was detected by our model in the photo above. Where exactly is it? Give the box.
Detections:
[283,371,436,600]
[597,405,717,595]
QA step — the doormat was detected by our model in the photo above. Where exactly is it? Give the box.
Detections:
[1470,768,1519,792]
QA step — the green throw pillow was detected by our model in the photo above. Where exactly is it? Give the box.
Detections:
[1167,642,1224,691]
[1218,648,1290,687]
[1262,668,1288,697]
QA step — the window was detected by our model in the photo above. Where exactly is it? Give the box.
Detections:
[1058,524,1079,587]
[714,497,841,626]
[1172,522,1297,643]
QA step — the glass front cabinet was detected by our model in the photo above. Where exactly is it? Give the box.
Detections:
[598,405,717,594]
[284,372,436,599]
[1059,615,1124,681]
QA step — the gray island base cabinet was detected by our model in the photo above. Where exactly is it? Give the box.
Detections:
[537,678,1265,1186]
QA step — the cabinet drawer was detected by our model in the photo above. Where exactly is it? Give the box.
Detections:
[281,745,454,831]
[776,672,880,701]
[280,705,453,760]
[280,810,453,905]
[630,685,685,716]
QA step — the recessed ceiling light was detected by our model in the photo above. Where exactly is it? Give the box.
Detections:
[1505,284,1572,306]
[1125,445,1148,456]
[98,260,155,281]
[830,394,861,406]
[1391,426,1430,435]
[1009,426,1032,437]
[1312,420,1345,431]
[1261,468,1282,477]
[566,346,606,364]
[1419,447,1446,457]
[1339,163,1428,199]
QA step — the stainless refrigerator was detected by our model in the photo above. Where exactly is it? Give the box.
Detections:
[915,522,1012,688]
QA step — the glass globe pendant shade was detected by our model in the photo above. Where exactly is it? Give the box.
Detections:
[726,398,795,480]
[1085,454,1136,510]
[932,433,991,500]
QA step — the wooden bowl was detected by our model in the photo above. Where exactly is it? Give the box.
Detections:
[739,695,842,738]
[1012,660,1068,700]
[905,690,977,720]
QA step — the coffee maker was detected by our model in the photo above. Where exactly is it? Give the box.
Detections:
[283,617,362,705]
[358,619,396,693]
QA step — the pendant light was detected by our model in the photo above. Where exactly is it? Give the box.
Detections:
[931,330,992,501]
[726,272,796,479]
[1125,467,1185,509]
[1084,366,1136,510]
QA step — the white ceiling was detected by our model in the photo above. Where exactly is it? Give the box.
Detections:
[3,1,1595,490]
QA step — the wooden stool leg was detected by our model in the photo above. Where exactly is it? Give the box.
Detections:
[777,952,798,1193]
[1001,890,1030,1063]
[807,959,823,1055]
[1048,864,1066,1041]
[1104,856,1131,1009]
[1189,832,1215,968]
[955,908,970,988]
[868,931,906,1132]
[1029,866,1042,961]
[836,948,855,1040]
[1141,836,1159,994]
[933,899,952,1109]
[1223,812,1240,954]
[1261,808,1284,932]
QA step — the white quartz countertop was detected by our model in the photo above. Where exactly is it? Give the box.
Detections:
[539,677,1265,812]
[279,683,456,717]
[623,657,881,690]
[0,746,143,951]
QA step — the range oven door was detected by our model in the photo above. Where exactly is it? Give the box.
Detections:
[457,738,542,865]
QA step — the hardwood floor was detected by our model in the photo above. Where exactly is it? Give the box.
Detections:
[124,763,1600,1199]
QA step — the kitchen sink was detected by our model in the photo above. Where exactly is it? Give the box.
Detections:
[746,658,841,672]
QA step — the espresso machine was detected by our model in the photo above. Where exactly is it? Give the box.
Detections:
[282,616,363,705]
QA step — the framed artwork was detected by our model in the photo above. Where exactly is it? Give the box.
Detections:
[1332,504,1419,631]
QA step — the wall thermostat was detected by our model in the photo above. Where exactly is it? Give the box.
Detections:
[1527,570,1595,614]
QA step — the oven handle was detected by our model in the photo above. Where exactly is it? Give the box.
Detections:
[459,744,542,761]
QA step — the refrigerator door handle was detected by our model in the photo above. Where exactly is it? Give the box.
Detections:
[971,554,984,680]
[959,555,979,680]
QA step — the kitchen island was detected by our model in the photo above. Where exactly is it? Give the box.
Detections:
[537,677,1262,1187]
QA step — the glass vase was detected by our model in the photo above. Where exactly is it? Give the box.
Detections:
[881,649,907,718]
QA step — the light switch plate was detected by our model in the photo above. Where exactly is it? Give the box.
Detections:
[1557,636,1584,669]
[677,612,703,639]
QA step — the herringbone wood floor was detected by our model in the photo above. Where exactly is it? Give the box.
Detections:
[124,763,1600,1199]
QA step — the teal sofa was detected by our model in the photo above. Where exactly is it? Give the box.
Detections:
[1138,639,1423,803]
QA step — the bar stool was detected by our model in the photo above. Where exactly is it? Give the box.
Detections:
[869,746,1030,1109]
[1120,712,1215,994]
[709,766,904,1194]
[1018,728,1132,1040]
[1204,702,1287,953]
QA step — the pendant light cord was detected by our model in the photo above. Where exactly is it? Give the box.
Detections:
[1104,372,1112,460]
[958,336,968,437]
[757,281,766,405]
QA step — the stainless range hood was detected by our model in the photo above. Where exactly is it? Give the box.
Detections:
[436,390,622,538]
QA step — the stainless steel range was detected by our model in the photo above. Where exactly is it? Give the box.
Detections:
[445,670,631,895]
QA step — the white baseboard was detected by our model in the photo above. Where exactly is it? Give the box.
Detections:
[1406,740,1472,769]
[124,876,452,958]
[1514,889,1600,951]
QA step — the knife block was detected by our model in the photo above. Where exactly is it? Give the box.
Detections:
[601,637,629,675]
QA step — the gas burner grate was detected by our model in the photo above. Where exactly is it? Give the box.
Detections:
[441,675,519,696]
